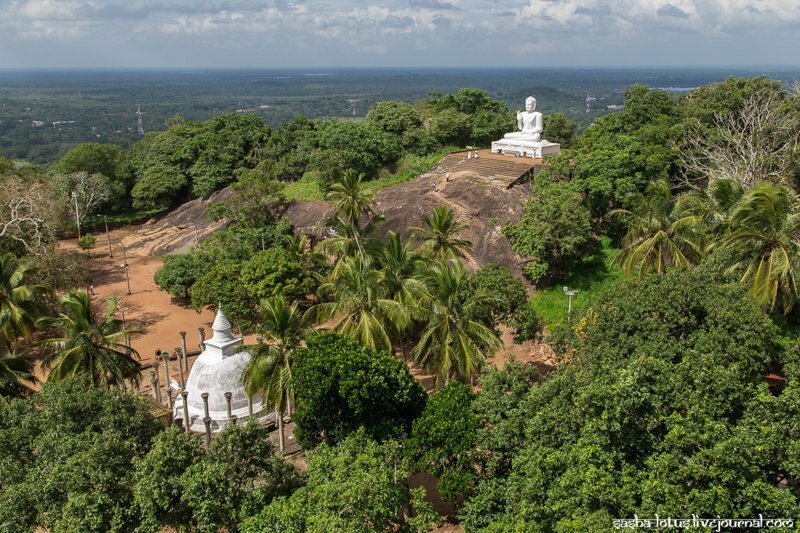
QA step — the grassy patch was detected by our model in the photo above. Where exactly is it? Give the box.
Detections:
[282,149,452,202]
[283,173,325,201]
[530,237,623,329]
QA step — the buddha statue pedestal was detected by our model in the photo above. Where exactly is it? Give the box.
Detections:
[491,138,561,158]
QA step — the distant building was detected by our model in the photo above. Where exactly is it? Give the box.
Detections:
[31,120,45,127]
[606,104,625,111]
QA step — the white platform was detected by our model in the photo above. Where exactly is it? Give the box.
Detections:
[491,138,561,158]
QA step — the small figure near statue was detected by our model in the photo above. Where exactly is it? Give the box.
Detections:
[491,96,560,158]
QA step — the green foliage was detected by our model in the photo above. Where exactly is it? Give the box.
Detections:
[463,265,527,327]
[131,162,188,210]
[154,251,209,299]
[462,270,798,529]
[53,143,124,180]
[366,101,422,135]
[504,180,595,283]
[406,382,481,501]
[241,430,409,533]
[77,233,96,250]
[181,422,301,532]
[430,108,471,146]
[132,427,202,532]
[239,247,314,304]
[0,378,161,532]
[305,120,402,179]
[190,259,253,325]
[292,333,427,448]
[678,75,786,125]
[0,253,46,343]
[542,112,577,148]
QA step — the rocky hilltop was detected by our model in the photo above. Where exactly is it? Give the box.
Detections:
[123,150,535,275]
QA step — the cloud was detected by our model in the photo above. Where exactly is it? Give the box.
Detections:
[657,3,690,18]
[1,0,799,66]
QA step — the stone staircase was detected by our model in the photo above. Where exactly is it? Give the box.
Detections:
[430,150,542,188]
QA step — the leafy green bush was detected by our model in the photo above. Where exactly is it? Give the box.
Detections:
[154,252,209,299]
[77,233,96,250]
[292,333,427,448]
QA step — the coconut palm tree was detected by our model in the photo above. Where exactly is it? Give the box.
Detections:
[313,255,408,355]
[610,179,705,279]
[40,290,142,388]
[412,205,472,260]
[0,254,45,343]
[0,343,38,397]
[412,260,502,387]
[242,295,312,452]
[380,231,424,301]
[677,178,744,237]
[326,169,376,226]
[317,214,385,275]
[718,181,800,314]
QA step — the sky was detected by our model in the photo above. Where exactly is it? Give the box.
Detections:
[1,0,799,68]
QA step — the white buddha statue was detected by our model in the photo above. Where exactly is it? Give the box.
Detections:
[505,96,543,141]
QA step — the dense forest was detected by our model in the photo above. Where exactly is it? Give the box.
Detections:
[2,75,800,531]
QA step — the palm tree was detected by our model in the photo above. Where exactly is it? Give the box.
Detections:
[40,290,142,388]
[412,260,502,387]
[412,205,472,260]
[719,181,800,314]
[326,169,376,226]
[380,231,423,301]
[317,214,385,275]
[610,179,704,279]
[242,295,312,452]
[0,254,45,344]
[677,178,744,237]
[0,344,38,397]
[313,255,408,355]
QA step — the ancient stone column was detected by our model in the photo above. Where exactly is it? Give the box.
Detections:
[203,416,212,448]
[198,327,206,351]
[181,390,190,433]
[230,414,237,426]
[224,392,233,423]
[179,331,188,368]
[160,349,170,405]
[201,392,210,420]
[175,347,186,390]
[149,369,160,403]
[166,388,173,410]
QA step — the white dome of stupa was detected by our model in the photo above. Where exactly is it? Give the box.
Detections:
[173,306,273,433]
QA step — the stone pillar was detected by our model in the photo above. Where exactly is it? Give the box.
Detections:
[160,349,170,405]
[181,390,190,433]
[224,392,232,422]
[230,414,238,426]
[198,327,206,351]
[201,392,210,420]
[179,331,188,368]
[166,388,173,410]
[150,369,161,404]
[175,347,186,390]
[203,416,212,448]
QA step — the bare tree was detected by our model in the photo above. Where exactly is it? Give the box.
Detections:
[0,177,60,255]
[54,172,112,228]
[680,92,800,189]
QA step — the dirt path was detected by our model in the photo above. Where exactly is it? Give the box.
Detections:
[62,228,217,370]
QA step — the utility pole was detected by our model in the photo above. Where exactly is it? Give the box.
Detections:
[104,216,113,257]
[72,192,81,239]
[136,104,144,135]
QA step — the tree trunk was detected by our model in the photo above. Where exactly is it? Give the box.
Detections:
[277,408,285,453]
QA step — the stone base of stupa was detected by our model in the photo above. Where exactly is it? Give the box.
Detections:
[491,138,560,158]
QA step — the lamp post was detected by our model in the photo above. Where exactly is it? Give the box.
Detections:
[119,244,131,295]
[71,191,81,239]
[563,286,579,324]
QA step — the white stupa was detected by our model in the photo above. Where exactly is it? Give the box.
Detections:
[173,306,272,433]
